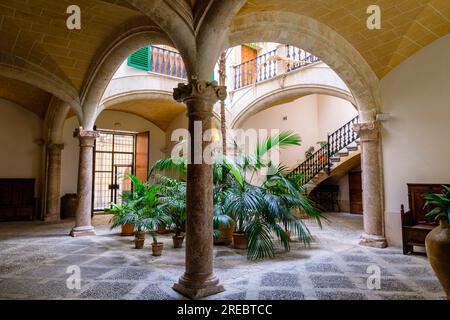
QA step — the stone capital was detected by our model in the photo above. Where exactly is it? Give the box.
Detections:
[73,127,100,148]
[352,121,380,142]
[173,79,227,105]
[47,143,65,151]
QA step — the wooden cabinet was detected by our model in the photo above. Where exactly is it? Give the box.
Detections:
[0,179,35,221]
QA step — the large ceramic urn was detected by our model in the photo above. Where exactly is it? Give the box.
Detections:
[425,219,450,300]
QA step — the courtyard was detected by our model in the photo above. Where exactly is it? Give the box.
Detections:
[0,213,445,300]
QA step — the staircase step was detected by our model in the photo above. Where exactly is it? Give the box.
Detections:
[330,156,341,163]
[347,145,358,152]
[356,139,361,146]
[338,150,349,157]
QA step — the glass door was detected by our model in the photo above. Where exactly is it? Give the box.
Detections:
[93,131,135,212]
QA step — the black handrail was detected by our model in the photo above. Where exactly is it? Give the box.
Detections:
[291,115,359,186]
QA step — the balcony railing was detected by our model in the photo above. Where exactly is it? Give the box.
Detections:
[151,46,187,79]
[233,45,320,90]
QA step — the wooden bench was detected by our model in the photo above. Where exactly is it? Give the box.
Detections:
[401,183,448,255]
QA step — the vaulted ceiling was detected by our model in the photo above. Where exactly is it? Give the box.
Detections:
[236,0,450,78]
[0,0,448,125]
[106,99,186,131]
[0,76,51,118]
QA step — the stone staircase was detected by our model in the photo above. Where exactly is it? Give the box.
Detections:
[291,115,361,194]
[305,140,361,194]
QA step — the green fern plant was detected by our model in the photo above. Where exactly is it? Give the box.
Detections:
[423,185,450,223]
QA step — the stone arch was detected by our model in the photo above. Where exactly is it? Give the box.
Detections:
[231,84,356,129]
[98,89,221,131]
[0,53,82,119]
[80,25,175,129]
[44,97,73,145]
[223,12,381,121]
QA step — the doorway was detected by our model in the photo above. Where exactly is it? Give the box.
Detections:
[349,171,363,214]
[93,130,135,212]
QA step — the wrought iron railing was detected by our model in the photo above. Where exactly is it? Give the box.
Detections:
[151,46,187,79]
[285,44,320,72]
[234,49,278,89]
[291,115,360,186]
[328,115,360,161]
[233,45,320,90]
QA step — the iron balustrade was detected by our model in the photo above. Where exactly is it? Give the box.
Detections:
[285,44,320,72]
[234,49,278,89]
[233,45,320,90]
[291,115,360,186]
[291,145,329,186]
[151,46,187,79]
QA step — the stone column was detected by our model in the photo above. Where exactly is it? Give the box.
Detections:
[70,128,99,237]
[172,80,227,299]
[45,143,64,222]
[353,122,387,248]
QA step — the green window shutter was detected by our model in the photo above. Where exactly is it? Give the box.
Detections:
[127,46,151,71]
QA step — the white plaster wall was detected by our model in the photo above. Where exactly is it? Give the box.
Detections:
[317,95,358,139]
[239,94,357,170]
[380,34,450,247]
[229,62,351,121]
[60,111,166,197]
[0,99,43,196]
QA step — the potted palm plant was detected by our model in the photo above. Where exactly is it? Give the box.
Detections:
[423,185,450,300]
[150,131,323,260]
[157,176,187,248]
[107,202,134,236]
[112,174,170,253]
[220,132,323,259]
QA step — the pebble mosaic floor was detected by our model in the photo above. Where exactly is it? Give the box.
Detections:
[0,213,445,300]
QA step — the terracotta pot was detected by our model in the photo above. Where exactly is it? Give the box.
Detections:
[232,232,248,249]
[152,242,164,256]
[120,223,134,236]
[172,235,185,248]
[136,230,146,240]
[156,225,170,235]
[285,230,291,242]
[135,237,145,249]
[215,224,235,245]
[425,220,450,300]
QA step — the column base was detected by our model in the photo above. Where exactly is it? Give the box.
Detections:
[173,273,225,299]
[70,226,96,237]
[359,233,387,248]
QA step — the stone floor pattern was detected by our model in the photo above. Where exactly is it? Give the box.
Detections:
[0,213,445,300]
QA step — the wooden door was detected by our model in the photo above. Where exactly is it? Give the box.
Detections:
[135,132,149,182]
[349,171,363,214]
[241,45,258,86]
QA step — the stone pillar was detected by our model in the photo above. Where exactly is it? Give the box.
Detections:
[353,121,387,248]
[45,143,64,222]
[70,128,99,237]
[172,80,227,299]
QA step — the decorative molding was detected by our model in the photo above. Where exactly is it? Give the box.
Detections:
[47,144,65,151]
[352,121,380,142]
[173,80,227,103]
[73,127,100,147]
